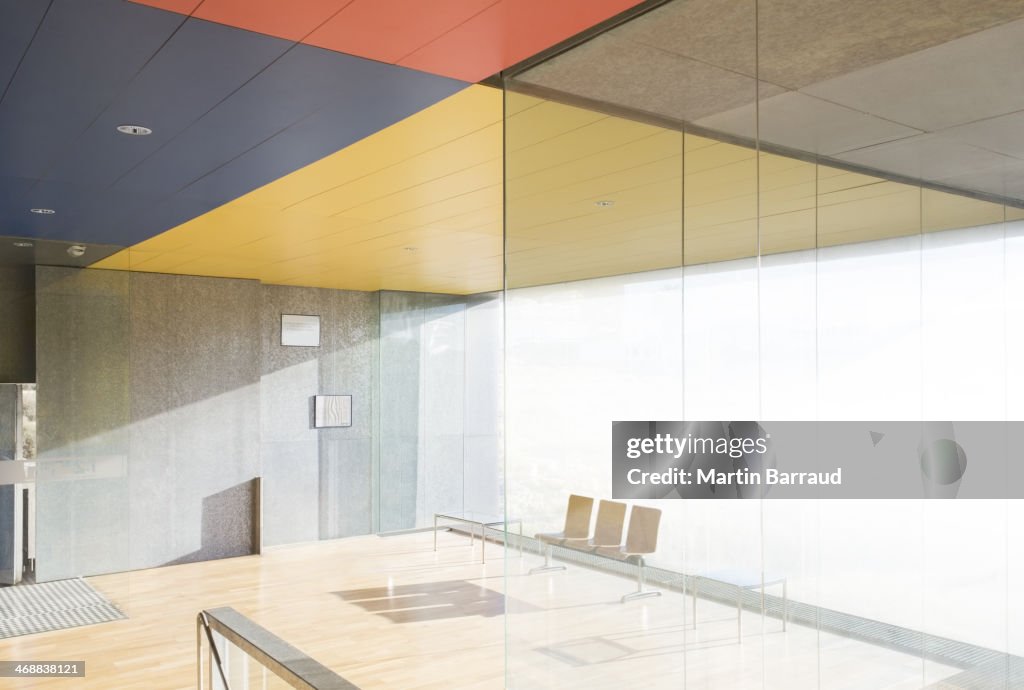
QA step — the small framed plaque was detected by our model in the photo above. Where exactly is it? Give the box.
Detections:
[314,395,352,428]
[281,314,320,347]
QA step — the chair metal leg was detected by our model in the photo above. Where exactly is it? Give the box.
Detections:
[621,558,661,603]
[529,543,566,574]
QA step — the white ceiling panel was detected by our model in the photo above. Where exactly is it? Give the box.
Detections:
[803,18,1024,131]
[696,91,921,155]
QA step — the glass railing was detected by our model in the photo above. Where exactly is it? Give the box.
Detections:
[197,607,358,690]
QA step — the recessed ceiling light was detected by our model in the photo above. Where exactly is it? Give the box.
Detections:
[117,124,152,136]
[67,245,87,258]
[30,208,55,214]
[595,200,615,207]
[403,246,418,252]
[13,241,33,248]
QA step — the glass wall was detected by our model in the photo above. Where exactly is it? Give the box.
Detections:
[503,1,1024,687]
[378,291,502,531]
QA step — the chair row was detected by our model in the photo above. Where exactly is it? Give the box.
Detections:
[530,494,662,603]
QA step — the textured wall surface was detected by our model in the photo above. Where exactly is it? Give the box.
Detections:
[128,273,260,569]
[34,268,499,579]
[0,386,16,458]
[35,267,131,581]
[35,268,259,578]
[0,266,35,383]
[259,285,378,546]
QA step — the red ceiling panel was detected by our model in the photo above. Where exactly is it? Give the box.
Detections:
[400,0,645,82]
[306,0,497,65]
[130,0,646,81]
[194,0,351,42]
[135,0,204,14]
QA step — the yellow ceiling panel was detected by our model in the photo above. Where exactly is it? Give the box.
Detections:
[922,189,1005,233]
[508,133,681,200]
[252,85,504,209]
[290,123,502,217]
[388,186,502,229]
[505,97,609,151]
[759,209,817,255]
[338,161,500,222]
[93,84,506,295]
[508,118,665,179]
[92,84,1014,294]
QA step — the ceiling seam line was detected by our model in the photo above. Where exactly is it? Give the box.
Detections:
[104,0,360,198]
[279,119,506,211]
[277,95,549,212]
[0,0,54,110]
[31,9,196,189]
[391,1,503,66]
[282,98,611,213]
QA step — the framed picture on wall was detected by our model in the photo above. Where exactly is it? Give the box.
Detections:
[313,395,352,428]
[281,314,320,347]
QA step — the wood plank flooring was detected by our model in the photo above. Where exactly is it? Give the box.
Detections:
[0,531,958,689]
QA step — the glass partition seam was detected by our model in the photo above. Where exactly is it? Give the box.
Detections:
[501,78,510,690]
[1003,204,1009,686]
[814,162,822,690]
[680,116,688,690]
[918,171,929,688]
[372,290,380,535]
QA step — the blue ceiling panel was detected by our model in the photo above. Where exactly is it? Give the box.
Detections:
[0,0,50,97]
[178,56,467,207]
[0,177,100,240]
[53,186,166,245]
[0,3,469,248]
[115,45,464,200]
[92,196,219,248]
[0,0,184,180]
[0,176,42,237]
[44,18,290,191]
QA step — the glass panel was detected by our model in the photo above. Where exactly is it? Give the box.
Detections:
[504,80,686,687]
[503,0,1024,687]
[504,0,758,681]
[920,194,1008,685]
[377,291,502,531]
[1011,217,1024,684]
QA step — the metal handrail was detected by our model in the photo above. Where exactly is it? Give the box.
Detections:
[196,607,359,690]
[197,612,232,690]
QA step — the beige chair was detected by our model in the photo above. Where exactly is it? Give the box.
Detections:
[583,500,627,550]
[597,505,662,602]
[530,494,593,574]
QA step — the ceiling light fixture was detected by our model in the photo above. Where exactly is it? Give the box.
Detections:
[30,208,55,214]
[13,241,33,248]
[595,200,615,207]
[117,124,152,136]
[67,245,87,258]
[403,246,418,252]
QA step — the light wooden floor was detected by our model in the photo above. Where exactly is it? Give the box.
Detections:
[0,531,958,689]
